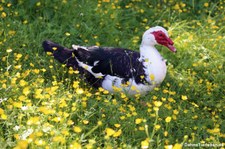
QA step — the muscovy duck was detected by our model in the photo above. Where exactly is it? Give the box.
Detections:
[43,26,176,95]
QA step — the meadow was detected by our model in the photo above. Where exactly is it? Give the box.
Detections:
[0,0,225,148]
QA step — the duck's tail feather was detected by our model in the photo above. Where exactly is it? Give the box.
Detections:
[42,40,104,88]
[42,40,79,68]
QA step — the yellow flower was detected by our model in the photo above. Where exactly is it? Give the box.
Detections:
[207,128,220,134]
[86,92,92,97]
[153,95,158,100]
[0,108,4,115]
[1,12,7,18]
[38,106,55,115]
[120,116,126,120]
[23,20,28,24]
[184,135,188,140]
[97,121,103,126]
[73,126,82,133]
[34,89,44,99]
[2,83,7,89]
[61,130,69,136]
[143,18,148,23]
[105,128,115,137]
[161,97,166,101]
[120,93,127,99]
[96,42,100,46]
[141,139,149,149]
[65,32,71,36]
[154,101,162,107]
[165,145,173,149]
[35,131,43,137]
[165,116,172,123]
[173,110,179,115]
[164,131,168,137]
[168,98,175,103]
[150,74,155,81]
[139,126,145,131]
[18,95,27,101]
[19,80,27,86]
[33,69,40,74]
[36,2,41,6]
[14,134,20,140]
[129,105,136,111]
[15,140,28,149]
[172,143,182,149]
[103,90,109,94]
[16,53,22,60]
[83,120,89,124]
[76,88,84,94]
[1,114,7,120]
[7,3,12,7]
[204,2,209,7]
[98,87,104,92]
[52,136,66,144]
[13,102,23,108]
[52,47,57,51]
[70,141,82,149]
[27,116,40,125]
[163,89,169,93]
[135,118,143,124]
[67,120,74,125]
[181,95,188,100]
[154,124,161,130]
[153,107,159,111]
[6,49,12,53]
[46,52,53,56]
[131,85,137,91]
[174,4,180,10]
[140,75,145,79]
[23,87,30,96]
[73,81,80,88]
[35,139,46,146]
[113,129,122,137]
[14,65,22,69]
[114,124,121,128]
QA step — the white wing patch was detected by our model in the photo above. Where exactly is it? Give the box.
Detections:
[75,58,104,78]
[72,44,88,50]
[93,61,99,66]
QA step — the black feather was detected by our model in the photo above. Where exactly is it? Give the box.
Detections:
[42,40,104,88]
[73,46,148,84]
[43,40,148,88]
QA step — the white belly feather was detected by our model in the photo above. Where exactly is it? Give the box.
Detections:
[102,75,154,95]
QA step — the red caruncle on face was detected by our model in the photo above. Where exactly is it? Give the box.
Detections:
[152,31,176,53]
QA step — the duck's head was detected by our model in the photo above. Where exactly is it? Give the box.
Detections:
[141,26,176,53]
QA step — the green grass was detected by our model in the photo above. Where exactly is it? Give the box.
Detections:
[0,0,225,148]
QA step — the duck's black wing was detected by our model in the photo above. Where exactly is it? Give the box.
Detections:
[74,46,147,84]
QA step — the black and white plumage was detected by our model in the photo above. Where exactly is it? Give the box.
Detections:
[43,26,176,95]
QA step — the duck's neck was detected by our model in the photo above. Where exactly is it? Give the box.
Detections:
[139,44,167,84]
[139,44,162,62]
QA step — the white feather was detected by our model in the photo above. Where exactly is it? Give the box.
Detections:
[76,58,104,78]
[93,61,99,66]
[102,75,155,95]
[72,44,88,50]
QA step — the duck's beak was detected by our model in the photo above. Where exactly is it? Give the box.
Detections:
[166,37,176,53]
[166,44,176,53]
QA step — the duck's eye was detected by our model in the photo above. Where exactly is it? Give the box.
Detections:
[159,33,163,36]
